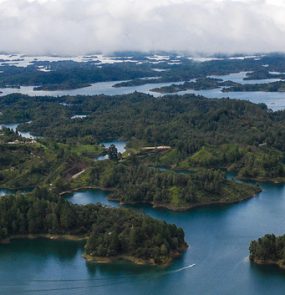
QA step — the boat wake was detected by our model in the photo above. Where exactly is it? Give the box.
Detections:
[169,264,196,273]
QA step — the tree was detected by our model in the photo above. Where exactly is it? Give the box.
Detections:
[107,144,118,161]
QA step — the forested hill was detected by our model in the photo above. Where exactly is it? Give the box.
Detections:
[1,93,284,182]
[1,93,284,148]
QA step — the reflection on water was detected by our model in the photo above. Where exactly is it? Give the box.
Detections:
[65,189,118,207]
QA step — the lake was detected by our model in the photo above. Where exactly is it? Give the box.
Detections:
[0,72,285,111]
[0,123,36,139]
[1,182,285,294]
[0,71,285,294]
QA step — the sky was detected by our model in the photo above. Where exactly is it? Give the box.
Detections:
[1,0,285,56]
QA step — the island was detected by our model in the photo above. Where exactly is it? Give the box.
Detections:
[33,82,91,91]
[0,188,187,266]
[223,81,285,92]
[3,53,285,92]
[150,78,237,93]
[249,234,285,270]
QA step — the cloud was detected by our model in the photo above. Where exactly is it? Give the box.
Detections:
[1,0,285,55]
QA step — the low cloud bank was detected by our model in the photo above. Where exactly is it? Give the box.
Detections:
[1,0,285,55]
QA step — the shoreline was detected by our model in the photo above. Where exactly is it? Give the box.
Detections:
[85,244,188,267]
[60,185,261,212]
[59,186,115,197]
[236,176,285,184]
[0,234,187,266]
[0,234,88,244]
[110,189,262,212]
[251,258,285,270]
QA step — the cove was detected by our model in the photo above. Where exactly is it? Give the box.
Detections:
[1,182,285,294]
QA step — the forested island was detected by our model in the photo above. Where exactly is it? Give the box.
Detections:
[249,234,285,270]
[244,69,285,80]
[0,188,187,265]
[223,81,285,92]
[150,77,285,95]
[33,82,91,91]
[2,53,285,91]
[150,78,236,93]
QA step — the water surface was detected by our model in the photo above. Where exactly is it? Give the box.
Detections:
[1,73,285,111]
[1,183,285,294]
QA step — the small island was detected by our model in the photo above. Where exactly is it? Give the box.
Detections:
[150,78,236,93]
[223,81,285,92]
[249,234,285,270]
[0,188,187,266]
[33,82,91,91]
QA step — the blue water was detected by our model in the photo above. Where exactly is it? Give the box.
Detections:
[1,182,284,294]
[66,189,118,207]
[0,189,15,197]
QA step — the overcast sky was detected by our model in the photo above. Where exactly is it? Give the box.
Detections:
[1,0,285,56]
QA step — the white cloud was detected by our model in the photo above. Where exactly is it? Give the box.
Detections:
[0,0,285,55]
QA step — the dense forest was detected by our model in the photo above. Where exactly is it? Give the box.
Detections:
[0,127,260,209]
[0,188,187,265]
[72,160,260,210]
[0,95,270,210]
[1,54,285,270]
[249,234,285,269]
[0,92,284,182]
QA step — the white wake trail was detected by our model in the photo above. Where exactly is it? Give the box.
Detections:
[169,264,196,273]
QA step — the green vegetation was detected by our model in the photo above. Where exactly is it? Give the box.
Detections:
[0,188,187,265]
[0,93,284,209]
[0,128,103,190]
[78,160,260,210]
[175,144,285,182]
[2,53,285,268]
[3,92,282,181]
[249,234,285,269]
